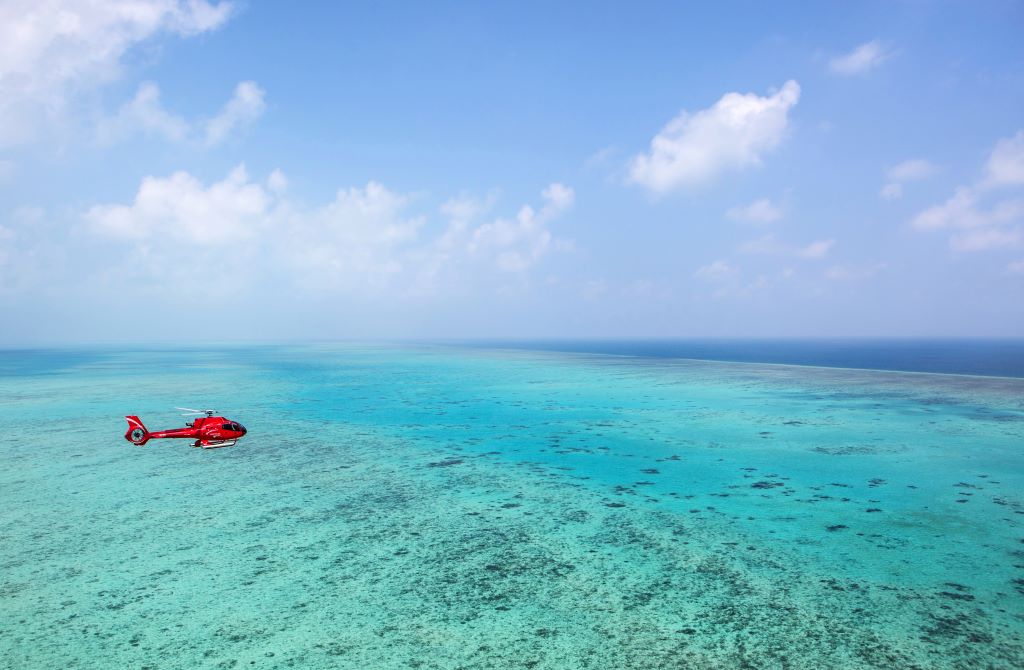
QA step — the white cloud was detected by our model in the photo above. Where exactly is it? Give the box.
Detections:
[204,81,266,146]
[881,159,936,200]
[911,131,1024,253]
[628,81,800,193]
[432,194,487,261]
[796,239,835,259]
[440,194,491,223]
[317,182,421,247]
[0,0,233,148]
[87,164,270,244]
[283,181,425,285]
[412,184,573,294]
[888,159,937,182]
[694,260,739,282]
[584,146,617,170]
[465,183,574,272]
[726,198,782,224]
[984,130,1024,188]
[97,79,265,146]
[97,82,189,144]
[541,182,575,212]
[949,228,1022,252]
[880,183,903,200]
[829,40,890,76]
[267,169,288,194]
[83,167,574,295]
[912,188,1024,231]
[693,261,790,298]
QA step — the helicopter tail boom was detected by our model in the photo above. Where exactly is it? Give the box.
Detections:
[124,416,150,446]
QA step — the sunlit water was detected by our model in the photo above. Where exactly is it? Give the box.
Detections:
[1,345,1022,669]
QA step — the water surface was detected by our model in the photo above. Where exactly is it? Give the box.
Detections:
[1,345,1022,668]
[451,338,1024,378]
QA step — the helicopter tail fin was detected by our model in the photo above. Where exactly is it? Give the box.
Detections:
[124,416,150,446]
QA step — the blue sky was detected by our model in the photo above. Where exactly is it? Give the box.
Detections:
[1,1,1023,343]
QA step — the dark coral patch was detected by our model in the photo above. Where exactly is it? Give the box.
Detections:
[427,459,464,468]
[751,481,784,489]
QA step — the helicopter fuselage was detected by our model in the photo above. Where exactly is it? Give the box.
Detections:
[125,415,247,448]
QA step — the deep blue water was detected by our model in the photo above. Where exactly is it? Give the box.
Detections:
[450,338,1024,378]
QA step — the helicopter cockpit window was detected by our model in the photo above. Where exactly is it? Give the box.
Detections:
[222,423,233,430]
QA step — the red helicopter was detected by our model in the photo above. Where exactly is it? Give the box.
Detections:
[124,408,247,449]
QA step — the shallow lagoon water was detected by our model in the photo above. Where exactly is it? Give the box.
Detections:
[1,345,1023,668]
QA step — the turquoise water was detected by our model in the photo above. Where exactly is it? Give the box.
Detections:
[1,345,1023,669]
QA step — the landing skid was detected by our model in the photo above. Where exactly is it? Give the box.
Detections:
[192,439,238,449]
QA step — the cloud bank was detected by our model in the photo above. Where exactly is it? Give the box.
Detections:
[0,0,233,148]
[82,166,575,298]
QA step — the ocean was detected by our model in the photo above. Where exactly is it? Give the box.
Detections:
[1,343,1022,668]
[451,338,1024,378]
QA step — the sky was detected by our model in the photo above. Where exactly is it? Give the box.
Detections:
[1,0,1023,344]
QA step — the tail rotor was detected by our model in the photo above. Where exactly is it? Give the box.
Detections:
[124,416,150,446]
